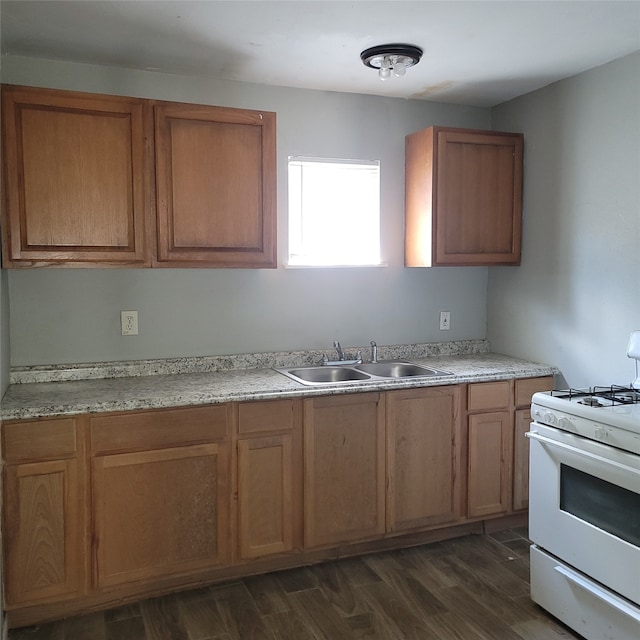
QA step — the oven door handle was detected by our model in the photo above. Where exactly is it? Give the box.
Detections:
[554,564,640,623]
[526,431,640,477]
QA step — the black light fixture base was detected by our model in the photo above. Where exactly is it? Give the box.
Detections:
[360,43,423,69]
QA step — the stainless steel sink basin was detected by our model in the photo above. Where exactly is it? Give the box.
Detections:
[356,361,451,378]
[282,366,372,385]
[276,360,452,386]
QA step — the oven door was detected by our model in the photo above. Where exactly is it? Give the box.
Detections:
[528,423,640,605]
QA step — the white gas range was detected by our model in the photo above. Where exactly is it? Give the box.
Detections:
[527,340,640,640]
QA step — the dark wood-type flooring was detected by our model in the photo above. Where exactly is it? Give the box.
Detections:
[9,528,583,640]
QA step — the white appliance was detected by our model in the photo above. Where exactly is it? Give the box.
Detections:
[528,377,640,640]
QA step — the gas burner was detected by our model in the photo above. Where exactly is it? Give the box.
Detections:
[579,396,605,407]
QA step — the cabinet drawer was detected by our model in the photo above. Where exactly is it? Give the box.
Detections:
[238,399,301,435]
[90,405,229,454]
[467,381,511,411]
[515,376,553,408]
[3,417,78,463]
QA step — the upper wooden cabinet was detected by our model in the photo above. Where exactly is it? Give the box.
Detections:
[154,102,276,267]
[1,85,150,267]
[1,85,277,268]
[405,126,523,266]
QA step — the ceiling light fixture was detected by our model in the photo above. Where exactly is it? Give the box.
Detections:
[360,43,423,81]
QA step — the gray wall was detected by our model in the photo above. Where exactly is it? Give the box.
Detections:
[489,52,640,388]
[2,56,490,366]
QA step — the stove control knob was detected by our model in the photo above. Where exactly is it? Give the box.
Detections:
[558,417,572,430]
[544,412,557,425]
[595,426,608,440]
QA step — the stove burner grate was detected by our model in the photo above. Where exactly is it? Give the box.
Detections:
[551,385,640,406]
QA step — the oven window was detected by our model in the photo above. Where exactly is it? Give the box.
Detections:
[560,464,640,546]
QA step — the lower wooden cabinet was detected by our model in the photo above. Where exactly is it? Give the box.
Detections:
[237,398,303,560]
[386,386,462,531]
[4,458,85,605]
[2,417,86,607]
[467,410,512,518]
[466,376,554,518]
[89,405,231,589]
[303,393,386,547]
[2,375,550,626]
[513,409,532,511]
[512,376,554,511]
[92,442,230,588]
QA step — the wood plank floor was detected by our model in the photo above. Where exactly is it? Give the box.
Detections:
[9,528,584,640]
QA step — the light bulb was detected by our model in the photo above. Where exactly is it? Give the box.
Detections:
[378,67,391,80]
[393,60,407,77]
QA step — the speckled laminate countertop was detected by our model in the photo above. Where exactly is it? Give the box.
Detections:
[0,348,558,421]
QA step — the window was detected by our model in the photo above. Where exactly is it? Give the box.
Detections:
[287,156,381,266]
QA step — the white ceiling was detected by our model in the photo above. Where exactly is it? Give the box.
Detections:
[1,1,639,107]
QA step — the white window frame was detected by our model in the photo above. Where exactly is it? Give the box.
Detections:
[287,156,382,267]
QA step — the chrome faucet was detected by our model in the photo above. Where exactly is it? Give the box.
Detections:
[322,341,362,366]
[370,341,378,363]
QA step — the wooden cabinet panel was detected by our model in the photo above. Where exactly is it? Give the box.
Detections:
[3,459,84,605]
[405,126,523,266]
[154,102,276,267]
[1,85,149,267]
[513,377,551,512]
[90,405,229,454]
[467,411,512,518]
[467,380,511,411]
[93,443,230,588]
[513,409,532,512]
[303,393,385,547]
[238,399,300,435]
[514,376,553,408]
[3,417,77,463]
[386,386,462,532]
[238,435,294,559]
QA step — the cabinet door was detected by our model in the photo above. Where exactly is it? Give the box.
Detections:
[238,435,294,559]
[1,85,149,267]
[303,393,385,547]
[513,409,531,511]
[93,443,229,588]
[387,386,462,532]
[3,459,84,605]
[467,411,512,518]
[405,126,523,266]
[154,102,276,267]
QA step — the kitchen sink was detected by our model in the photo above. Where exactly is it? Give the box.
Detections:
[282,366,372,384]
[355,361,451,378]
[276,360,452,386]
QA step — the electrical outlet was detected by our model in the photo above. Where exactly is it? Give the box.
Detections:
[439,311,451,331]
[121,310,139,336]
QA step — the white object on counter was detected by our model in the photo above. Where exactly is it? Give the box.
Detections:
[628,330,640,389]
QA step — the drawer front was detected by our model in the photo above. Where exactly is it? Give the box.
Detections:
[467,381,511,411]
[3,418,78,463]
[514,376,553,408]
[90,405,229,455]
[238,399,301,435]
